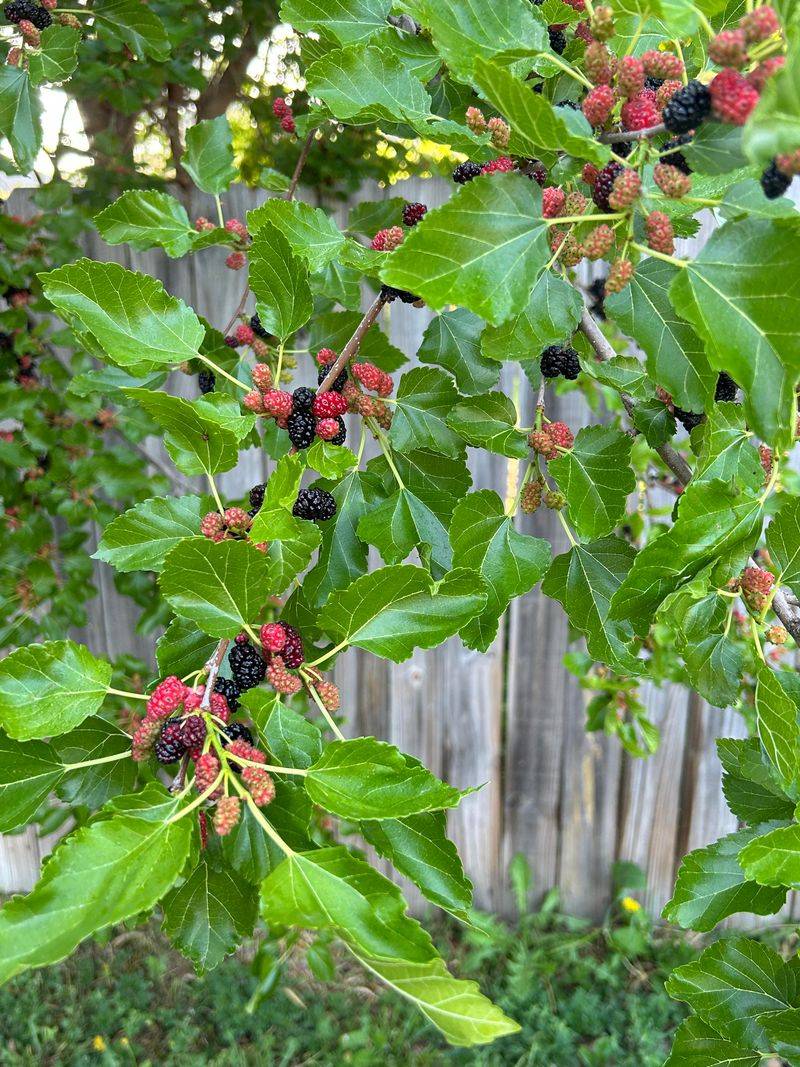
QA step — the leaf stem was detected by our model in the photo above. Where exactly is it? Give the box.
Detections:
[556,508,578,547]
[545,212,624,225]
[630,242,688,267]
[274,341,285,389]
[214,194,225,228]
[197,353,249,392]
[539,51,592,88]
[369,419,405,489]
[165,771,224,824]
[303,673,346,740]
[62,750,132,772]
[207,473,225,514]
[106,687,148,702]
[229,774,297,855]
[225,749,308,776]
[307,639,349,669]
[750,615,767,664]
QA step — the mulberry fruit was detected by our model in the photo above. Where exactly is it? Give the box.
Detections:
[198,369,216,394]
[228,642,266,691]
[662,80,711,134]
[147,676,188,720]
[251,363,272,392]
[213,676,241,713]
[608,168,641,210]
[250,313,269,340]
[617,56,645,98]
[330,417,347,445]
[266,655,302,695]
[292,487,337,521]
[645,210,675,255]
[542,186,566,218]
[709,68,759,126]
[317,361,348,392]
[605,258,634,293]
[213,796,241,836]
[741,566,775,612]
[660,134,693,175]
[761,160,791,199]
[287,410,316,449]
[181,715,207,757]
[621,89,661,131]
[262,389,294,419]
[642,50,684,80]
[592,162,624,211]
[709,29,749,69]
[3,0,37,23]
[584,40,613,85]
[482,156,515,175]
[521,480,544,514]
[312,391,348,418]
[402,202,427,226]
[315,680,340,712]
[715,372,737,402]
[653,162,691,198]
[131,718,161,762]
[292,386,316,411]
[154,719,187,764]
[540,344,580,380]
[582,84,615,127]
[548,27,567,54]
[583,224,615,261]
[194,752,221,795]
[740,5,780,43]
[261,623,287,652]
[452,161,482,184]
[279,622,304,668]
[371,226,404,251]
[225,722,255,746]
[249,483,265,513]
[674,407,705,432]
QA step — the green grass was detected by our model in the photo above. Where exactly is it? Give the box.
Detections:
[0,886,698,1067]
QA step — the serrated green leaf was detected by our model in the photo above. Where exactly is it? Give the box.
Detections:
[418,309,499,395]
[718,738,795,826]
[0,66,41,172]
[358,487,452,576]
[92,0,170,59]
[685,122,749,176]
[156,618,217,681]
[0,734,64,832]
[162,857,258,973]
[280,0,391,42]
[382,174,550,326]
[94,495,209,573]
[240,689,323,769]
[28,24,80,86]
[481,270,583,364]
[450,490,550,651]
[542,537,642,674]
[307,44,432,123]
[390,366,463,457]
[347,197,406,237]
[693,403,763,489]
[664,1016,760,1067]
[549,426,635,540]
[738,822,800,888]
[93,190,196,258]
[766,497,800,600]
[248,199,345,273]
[249,223,313,340]
[159,538,274,638]
[743,34,800,165]
[55,717,136,809]
[755,664,799,794]
[183,115,236,195]
[446,392,528,458]
[124,390,238,477]
[684,633,744,710]
[318,564,487,661]
[0,640,112,741]
[305,440,359,479]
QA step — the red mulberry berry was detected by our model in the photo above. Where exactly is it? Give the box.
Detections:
[225,219,249,241]
[653,163,691,198]
[223,507,251,534]
[740,5,780,43]
[243,765,275,807]
[621,89,660,131]
[261,622,287,652]
[251,363,272,392]
[194,752,221,796]
[371,226,404,251]
[582,163,599,186]
[482,156,515,174]
[402,202,427,226]
[213,795,241,835]
[656,80,683,109]
[235,323,255,346]
[710,68,760,125]
[131,718,161,761]
[352,362,392,396]
[641,50,683,80]
[549,229,584,267]
[18,20,39,45]
[759,443,773,479]
[181,715,206,758]
[592,161,624,210]
[741,566,775,612]
[584,41,614,85]
[645,210,675,255]
[312,391,348,418]
[583,224,615,260]
[767,625,788,645]
[147,676,188,721]
[315,418,340,440]
[194,216,214,232]
[608,168,641,210]
[281,115,296,133]
[266,655,302,694]
[549,421,574,450]
[590,5,614,40]
[226,251,246,270]
[749,55,785,91]
[582,84,615,126]
[316,347,337,365]
[272,97,290,117]
[262,389,294,419]
[315,680,340,712]
[617,56,645,98]
[200,511,224,540]
[529,429,558,461]
[606,258,634,293]
[521,480,544,514]
[709,29,749,69]
[243,389,265,414]
[564,191,587,215]
[542,186,566,218]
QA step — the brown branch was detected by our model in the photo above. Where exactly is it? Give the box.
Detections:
[223,283,251,337]
[317,292,388,395]
[285,128,318,201]
[600,123,667,144]
[579,307,800,642]
[200,639,230,711]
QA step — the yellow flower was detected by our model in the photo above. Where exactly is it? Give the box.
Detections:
[120,1037,130,1048]
[621,896,641,913]
[92,1036,107,1053]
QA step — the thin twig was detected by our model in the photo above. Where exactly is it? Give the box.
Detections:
[285,128,318,202]
[200,639,230,710]
[222,282,250,337]
[317,292,388,396]
[599,123,667,143]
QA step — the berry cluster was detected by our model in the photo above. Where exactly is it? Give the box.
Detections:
[465,107,511,149]
[738,566,775,614]
[540,344,580,381]
[130,675,231,764]
[199,506,266,549]
[339,360,394,428]
[273,96,296,135]
[246,366,347,448]
[528,421,575,461]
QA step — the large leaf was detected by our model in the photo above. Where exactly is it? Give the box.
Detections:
[249,222,313,340]
[183,115,236,195]
[94,495,208,573]
[241,690,323,769]
[306,44,432,123]
[718,738,795,827]
[754,664,799,793]
[446,392,529,458]
[248,199,346,273]
[549,427,635,541]
[0,793,191,985]
[92,0,170,59]
[307,737,465,819]
[156,618,217,681]
[54,717,136,809]
[280,0,391,43]
[261,845,437,962]
[0,640,112,741]
[28,24,81,87]
[160,538,273,638]
[401,0,546,80]
[162,857,258,973]
[663,825,788,932]
[418,309,499,396]
[670,218,800,444]
[0,734,64,832]
[40,260,204,371]
[665,937,797,1049]
[738,822,800,888]
[357,486,452,577]
[317,564,487,661]
[609,480,763,636]
[605,258,714,412]
[664,1017,760,1067]
[766,497,800,600]
[542,537,642,674]
[473,58,611,165]
[693,403,763,490]
[0,67,42,172]
[450,490,550,651]
[389,366,463,457]
[93,190,196,258]
[481,271,583,363]
[382,173,550,326]
[124,390,238,477]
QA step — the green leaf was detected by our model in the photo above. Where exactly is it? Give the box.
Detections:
[473,58,611,165]
[361,811,473,920]
[357,487,452,576]
[248,199,345,273]
[93,190,196,258]
[759,1008,800,1064]
[92,0,170,59]
[754,664,799,794]
[0,640,112,741]
[55,717,136,809]
[630,398,676,447]
[123,390,237,477]
[666,938,797,1050]
[664,1017,760,1067]
[446,392,528,458]
[241,690,323,769]
[159,538,274,638]
[305,440,359,479]
[685,122,749,175]
[402,0,547,81]
[582,354,652,401]
[261,845,437,962]
[307,737,465,819]
[248,456,322,592]
[670,218,800,444]
[0,734,64,832]
[162,857,258,973]
[693,403,763,490]
[738,822,800,888]
[542,537,641,674]
[318,564,487,662]
[40,260,204,371]
[94,495,209,573]
[766,497,800,600]
[389,366,463,457]
[249,223,313,341]
[743,33,800,165]
[156,618,217,681]
[683,634,744,711]
[663,825,788,932]
[418,309,499,396]
[0,794,191,985]
[605,258,713,412]
[308,309,407,372]
[183,116,236,195]
[480,271,583,364]
[610,480,762,636]
[347,197,406,237]
[718,738,795,826]
[0,67,41,173]
[549,427,635,541]
[280,0,391,43]
[449,490,550,651]
[351,950,520,1046]
[306,44,432,123]
[28,24,80,86]
[382,174,550,326]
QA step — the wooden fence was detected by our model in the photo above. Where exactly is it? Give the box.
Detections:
[0,177,782,924]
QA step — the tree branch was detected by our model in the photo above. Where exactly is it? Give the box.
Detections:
[200,639,230,710]
[317,291,388,395]
[285,128,318,201]
[599,123,667,143]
